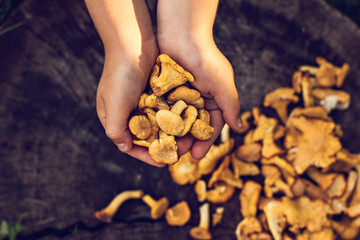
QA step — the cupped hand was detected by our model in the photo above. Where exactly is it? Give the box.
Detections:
[96,47,165,167]
[158,39,242,159]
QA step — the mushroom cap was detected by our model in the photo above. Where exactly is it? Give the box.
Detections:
[168,151,201,185]
[165,201,191,226]
[129,115,152,140]
[240,181,262,218]
[167,85,204,109]
[189,227,212,240]
[156,109,185,136]
[190,119,214,140]
[151,197,170,220]
[149,135,178,164]
[311,88,350,113]
[150,54,194,96]
[235,143,262,163]
[206,182,235,204]
[179,105,198,137]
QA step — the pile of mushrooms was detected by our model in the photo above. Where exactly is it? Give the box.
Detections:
[95,57,360,240]
[128,54,214,165]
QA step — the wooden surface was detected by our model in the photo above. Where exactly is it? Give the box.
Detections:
[0,0,360,239]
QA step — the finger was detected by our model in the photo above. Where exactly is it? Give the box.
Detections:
[104,96,134,153]
[126,145,166,168]
[190,109,224,159]
[213,83,242,131]
[176,134,194,156]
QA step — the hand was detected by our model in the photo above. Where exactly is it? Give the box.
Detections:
[96,44,164,167]
[157,38,242,159]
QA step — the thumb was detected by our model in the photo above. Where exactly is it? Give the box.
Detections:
[104,98,134,153]
[214,84,242,131]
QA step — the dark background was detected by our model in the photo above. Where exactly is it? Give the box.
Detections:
[1,0,360,239]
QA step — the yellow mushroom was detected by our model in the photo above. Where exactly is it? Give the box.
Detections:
[142,194,169,220]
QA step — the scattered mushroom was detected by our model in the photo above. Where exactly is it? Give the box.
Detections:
[212,207,225,227]
[168,151,201,185]
[235,143,262,163]
[263,88,299,123]
[239,181,262,218]
[142,194,169,220]
[190,203,212,240]
[165,200,191,226]
[94,190,144,223]
[311,88,351,113]
[235,217,262,240]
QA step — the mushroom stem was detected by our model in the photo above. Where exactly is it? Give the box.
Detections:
[94,190,144,223]
[198,202,210,230]
[142,194,157,207]
[171,100,187,115]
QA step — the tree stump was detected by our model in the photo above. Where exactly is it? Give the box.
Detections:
[0,0,359,239]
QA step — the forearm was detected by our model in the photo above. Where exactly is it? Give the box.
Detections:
[85,0,156,60]
[157,0,219,43]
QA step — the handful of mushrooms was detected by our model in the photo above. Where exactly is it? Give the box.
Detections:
[95,57,360,240]
[128,54,214,165]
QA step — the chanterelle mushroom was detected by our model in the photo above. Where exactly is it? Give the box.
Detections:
[165,200,191,226]
[129,115,152,140]
[149,130,178,164]
[285,116,342,174]
[311,88,351,113]
[142,194,169,220]
[190,203,212,240]
[167,85,204,109]
[263,88,299,123]
[150,54,194,96]
[240,181,262,218]
[168,151,201,185]
[156,101,187,137]
[94,190,144,223]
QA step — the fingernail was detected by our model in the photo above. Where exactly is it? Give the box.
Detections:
[117,143,129,152]
[237,117,243,129]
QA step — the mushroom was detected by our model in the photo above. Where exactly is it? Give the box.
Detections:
[261,165,294,198]
[190,202,212,240]
[335,62,350,87]
[239,181,262,218]
[325,174,347,199]
[261,196,331,240]
[167,85,204,108]
[129,115,152,140]
[235,143,262,163]
[261,156,296,177]
[315,57,350,88]
[330,170,357,214]
[252,115,278,142]
[300,72,315,108]
[168,151,201,185]
[311,88,351,113]
[297,228,335,240]
[235,217,262,240]
[261,126,285,158]
[212,207,224,227]
[179,105,198,137]
[195,179,207,202]
[332,215,360,240]
[198,109,211,125]
[232,154,260,178]
[206,182,235,204]
[165,200,191,226]
[94,190,144,223]
[346,164,360,217]
[150,54,194,96]
[142,194,169,220]
[156,109,185,137]
[244,129,255,144]
[144,93,170,110]
[190,119,214,141]
[263,88,299,123]
[284,116,342,174]
[305,166,337,191]
[138,93,149,109]
[149,130,178,164]
[198,138,234,175]
[220,123,230,143]
[208,155,243,189]
[302,179,329,202]
[248,232,273,240]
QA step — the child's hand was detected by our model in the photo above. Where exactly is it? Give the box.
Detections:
[158,39,242,159]
[96,45,164,167]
